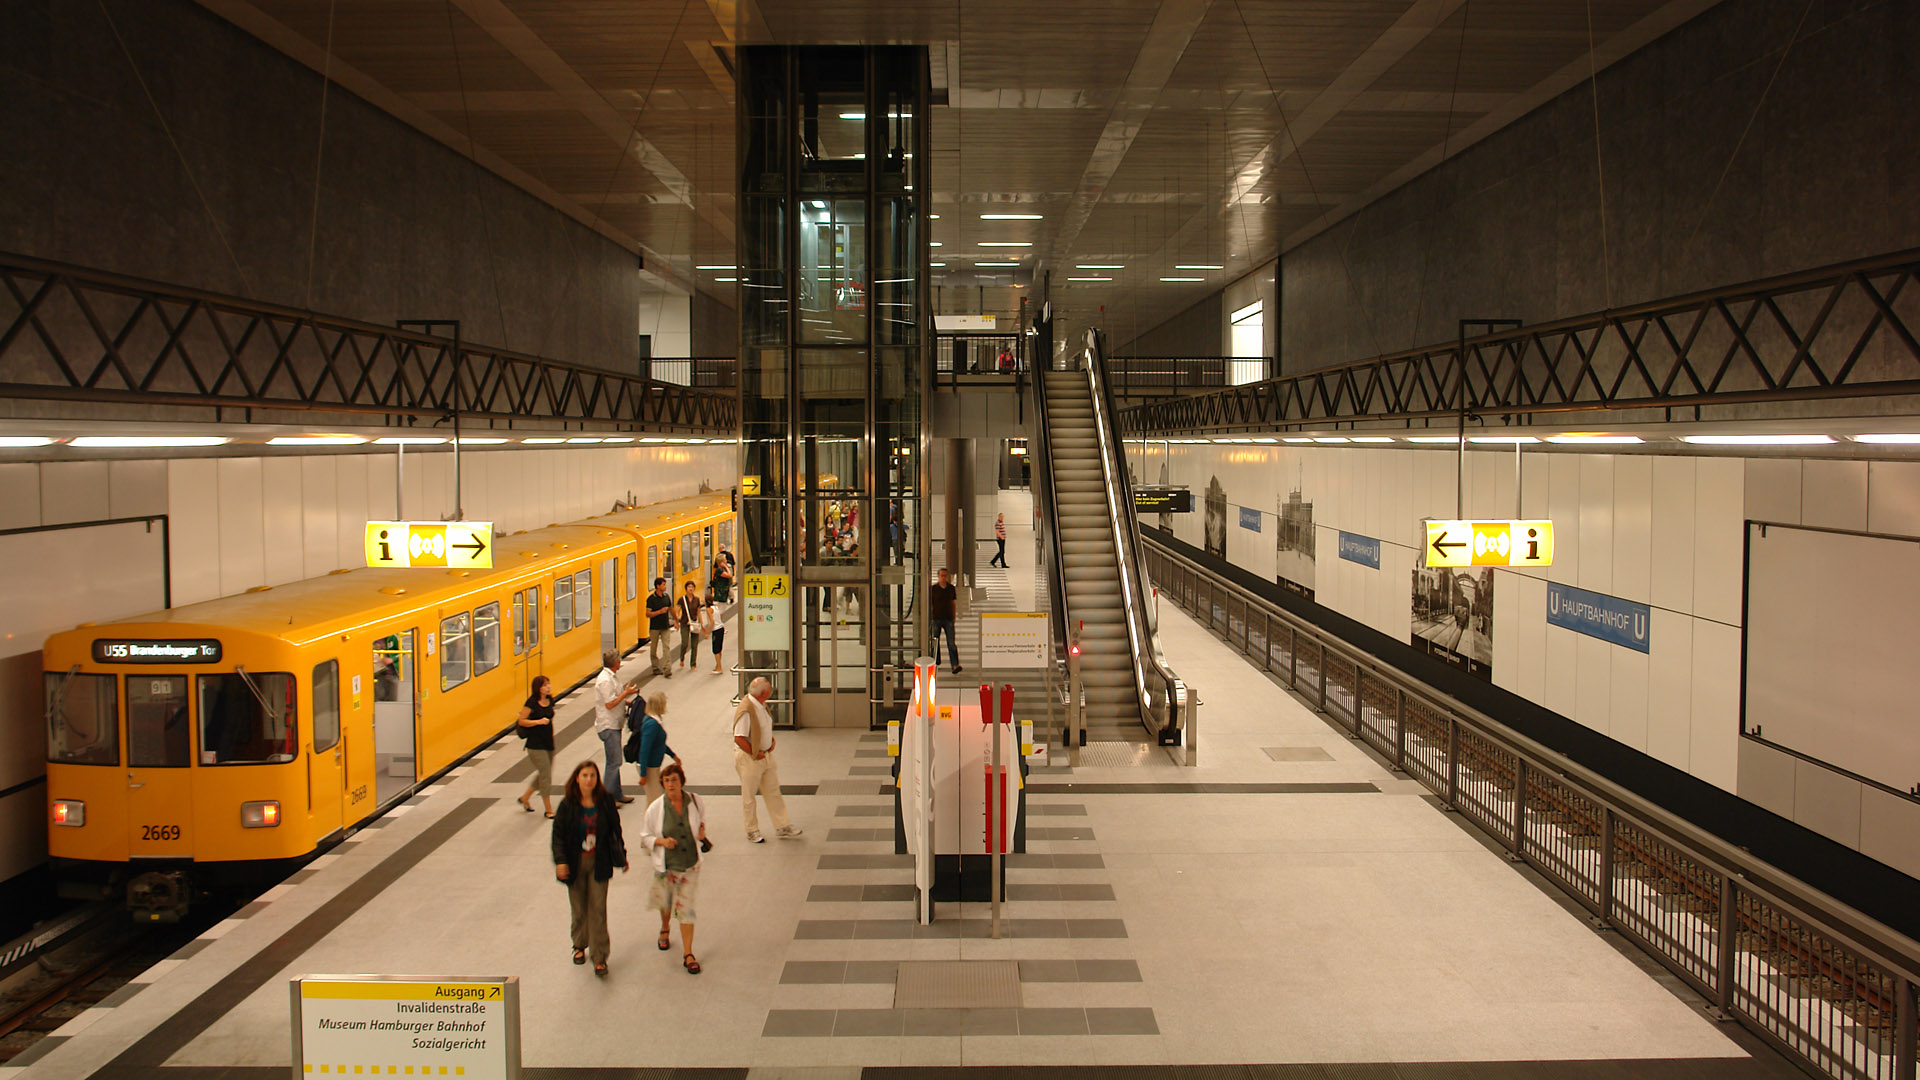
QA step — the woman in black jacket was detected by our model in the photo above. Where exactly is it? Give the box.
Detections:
[551,760,629,977]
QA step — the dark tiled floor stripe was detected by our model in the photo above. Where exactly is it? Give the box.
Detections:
[849,765,894,776]
[1023,782,1376,795]
[808,884,919,902]
[1005,853,1104,869]
[6,1034,68,1068]
[88,798,493,1079]
[819,854,914,869]
[1025,827,1096,840]
[835,804,895,815]
[1024,803,1088,815]
[688,784,817,796]
[853,748,891,758]
[827,828,894,841]
[795,918,1124,940]
[780,959,1139,985]
[760,1007,1156,1038]
[1005,883,1115,901]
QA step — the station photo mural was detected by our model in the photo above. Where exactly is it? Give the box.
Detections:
[1203,476,1227,559]
[1410,565,1494,681]
[1274,465,1315,601]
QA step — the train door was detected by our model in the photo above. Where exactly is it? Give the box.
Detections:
[703,526,713,586]
[308,660,345,840]
[370,631,417,807]
[512,584,544,692]
[125,673,192,857]
[600,556,617,656]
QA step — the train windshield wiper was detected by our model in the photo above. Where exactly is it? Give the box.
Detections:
[234,666,281,726]
[45,665,80,729]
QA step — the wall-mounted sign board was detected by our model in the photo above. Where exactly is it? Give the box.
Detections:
[1135,487,1193,514]
[290,975,519,1079]
[1423,519,1553,568]
[742,572,791,651]
[365,521,493,569]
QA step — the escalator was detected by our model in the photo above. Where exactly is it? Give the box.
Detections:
[1033,328,1186,744]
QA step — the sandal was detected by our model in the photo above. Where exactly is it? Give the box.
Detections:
[593,963,608,978]
[518,797,534,813]
[544,812,555,819]
[657,932,672,951]
[683,953,701,975]
[572,948,586,965]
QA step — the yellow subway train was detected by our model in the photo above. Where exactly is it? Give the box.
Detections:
[41,492,735,918]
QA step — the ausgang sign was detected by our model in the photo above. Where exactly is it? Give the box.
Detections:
[290,975,520,1079]
[365,521,493,569]
[1424,519,1554,568]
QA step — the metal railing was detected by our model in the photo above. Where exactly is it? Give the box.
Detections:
[1141,534,1920,1080]
[1121,247,1920,434]
[0,251,737,432]
[1105,356,1272,398]
[644,357,738,390]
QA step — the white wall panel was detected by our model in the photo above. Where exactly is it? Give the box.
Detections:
[1743,458,1801,524]
[1800,460,1867,532]
[1649,456,1696,613]
[216,457,265,596]
[1692,458,1745,626]
[1645,613,1693,770]
[301,457,338,578]
[1860,786,1920,881]
[260,457,304,586]
[1468,450,1499,520]
[1867,460,1920,536]
[368,452,398,524]
[1574,635,1611,735]
[108,459,167,519]
[0,464,42,531]
[1577,455,1614,595]
[168,458,221,606]
[1547,453,1581,585]
[1611,455,1652,604]
[1388,451,1413,548]
[1543,624,1577,719]
[1489,448,1517,523]
[1609,649,1650,753]
[336,455,371,566]
[40,461,109,526]
[1491,568,1521,697]
[1688,619,1741,792]
[1510,573,1548,706]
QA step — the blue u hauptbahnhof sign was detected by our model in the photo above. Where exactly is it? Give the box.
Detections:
[1546,582,1650,653]
[1239,506,1261,532]
[1337,531,1380,569]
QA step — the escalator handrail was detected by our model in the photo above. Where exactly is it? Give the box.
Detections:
[1079,329,1182,735]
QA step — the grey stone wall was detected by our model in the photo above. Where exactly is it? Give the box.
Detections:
[1279,0,1920,372]
[1119,291,1223,357]
[691,289,738,358]
[0,0,639,368]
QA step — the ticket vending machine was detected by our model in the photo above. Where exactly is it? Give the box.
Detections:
[894,660,1028,920]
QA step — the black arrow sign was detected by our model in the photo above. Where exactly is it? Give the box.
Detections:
[1430,531,1465,560]
[452,530,488,558]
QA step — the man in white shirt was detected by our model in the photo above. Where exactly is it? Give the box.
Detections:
[595,650,641,804]
[731,677,801,842]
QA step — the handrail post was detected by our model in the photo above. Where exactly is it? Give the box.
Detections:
[1394,688,1407,772]
[1445,718,1459,809]
[1894,975,1915,1079]
[1509,758,1527,863]
[1350,668,1365,739]
[1596,807,1616,928]
[1713,874,1738,1022]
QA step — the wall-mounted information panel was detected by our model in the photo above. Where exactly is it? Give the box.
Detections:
[1423,519,1554,568]
[1135,487,1193,514]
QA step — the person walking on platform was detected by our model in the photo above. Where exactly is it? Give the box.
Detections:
[635,689,678,806]
[640,762,707,974]
[732,677,801,843]
[703,583,725,673]
[515,675,557,817]
[929,568,961,675]
[552,760,629,978]
[989,513,1007,568]
[676,580,702,671]
[594,651,640,805]
[646,577,673,678]
[711,550,733,603]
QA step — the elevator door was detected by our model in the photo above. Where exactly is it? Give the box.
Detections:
[797,585,868,727]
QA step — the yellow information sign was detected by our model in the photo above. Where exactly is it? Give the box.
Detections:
[1424,519,1554,568]
[365,521,494,569]
[741,573,789,598]
[740,475,762,496]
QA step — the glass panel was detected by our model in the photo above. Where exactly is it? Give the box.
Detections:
[311,662,340,753]
[874,199,918,345]
[127,674,191,767]
[739,48,789,193]
[796,47,865,167]
[647,547,658,588]
[373,635,408,701]
[47,672,118,765]
[573,570,593,628]
[440,613,471,691]
[198,673,296,765]
[473,603,501,676]
[625,553,637,601]
[799,586,867,693]
[525,587,541,647]
[797,200,866,344]
[741,201,789,347]
[874,49,919,192]
[512,593,525,656]
[555,575,574,634]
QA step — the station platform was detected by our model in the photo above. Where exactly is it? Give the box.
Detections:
[6,508,1804,1079]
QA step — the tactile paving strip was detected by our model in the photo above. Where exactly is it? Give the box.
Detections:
[893,959,1022,1009]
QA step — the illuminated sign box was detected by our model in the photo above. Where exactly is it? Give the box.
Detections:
[1424,519,1554,568]
[1135,487,1193,514]
[92,639,222,664]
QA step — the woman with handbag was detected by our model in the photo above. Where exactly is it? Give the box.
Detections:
[551,760,630,977]
[700,587,723,673]
[515,675,556,817]
[639,761,708,973]
[675,580,702,671]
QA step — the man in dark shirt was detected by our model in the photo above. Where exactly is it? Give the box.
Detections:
[928,568,960,675]
[646,577,674,678]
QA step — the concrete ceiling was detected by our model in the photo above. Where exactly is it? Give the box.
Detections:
[197,0,1719,345]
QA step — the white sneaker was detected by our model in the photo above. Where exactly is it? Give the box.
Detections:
[775,825,804,839]
[747,831,765,843]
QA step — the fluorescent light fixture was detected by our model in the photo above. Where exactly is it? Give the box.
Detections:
[1312,437,1350,444]
[696,265,734,270]
[373,436,448,445]
[929,262,947,267]
[1468,436,1539,444]
[1175,264,1223,270]
[981,213,1043,220]
[1349,436,1396,443]
[640,437,669,443]
[978,242,1031,247]
[1067,276,1112,282]
[1545,434,1645,444]
[807,200,826,210]
[1160,277,1204,282]
[1681,434,1835,446]
[929,214,941,219]
[522,437,566,444]
[267,434,365,446]
[976,262,1018,267]
[714,277,738,282]
[566,437,606,444]
[1077,264,1123,269]
[602,437,636,443]
[1406,436,1461,444]
[70,435,229,448]
[1282,437,1313,443]
[928,242,943,247]
[1251,437,1278,443]
[0,436,55,447]
[1853,434,1920,444]
[456,437,509,445]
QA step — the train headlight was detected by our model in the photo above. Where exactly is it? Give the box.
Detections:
[51,800,85,827]
[240,801,281,828]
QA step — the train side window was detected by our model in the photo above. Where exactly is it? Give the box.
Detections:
[662,539,674,583]
[572,569,592,628]
[554,576,574,635]
[512,593,525,656]
[46,672,118,765]
[473,603,501,676]
[312,661,340,753]
[197,672,296,765]
[525,586,541,647]
[625,553,637,601]
[647,546,658,588]
[440,613,471,691]
[128,675,191,767]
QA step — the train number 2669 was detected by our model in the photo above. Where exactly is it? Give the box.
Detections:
[140,824,182,841]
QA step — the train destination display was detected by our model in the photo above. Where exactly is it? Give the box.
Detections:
[91,639,221,664]
[1135,487,1193,514]
[291,976,520,1079]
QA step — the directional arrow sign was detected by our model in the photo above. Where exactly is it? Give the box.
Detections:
[1424,520,1553,567]
[365,521,495,569]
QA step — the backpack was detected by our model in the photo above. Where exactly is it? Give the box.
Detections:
[623,702,646,764]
